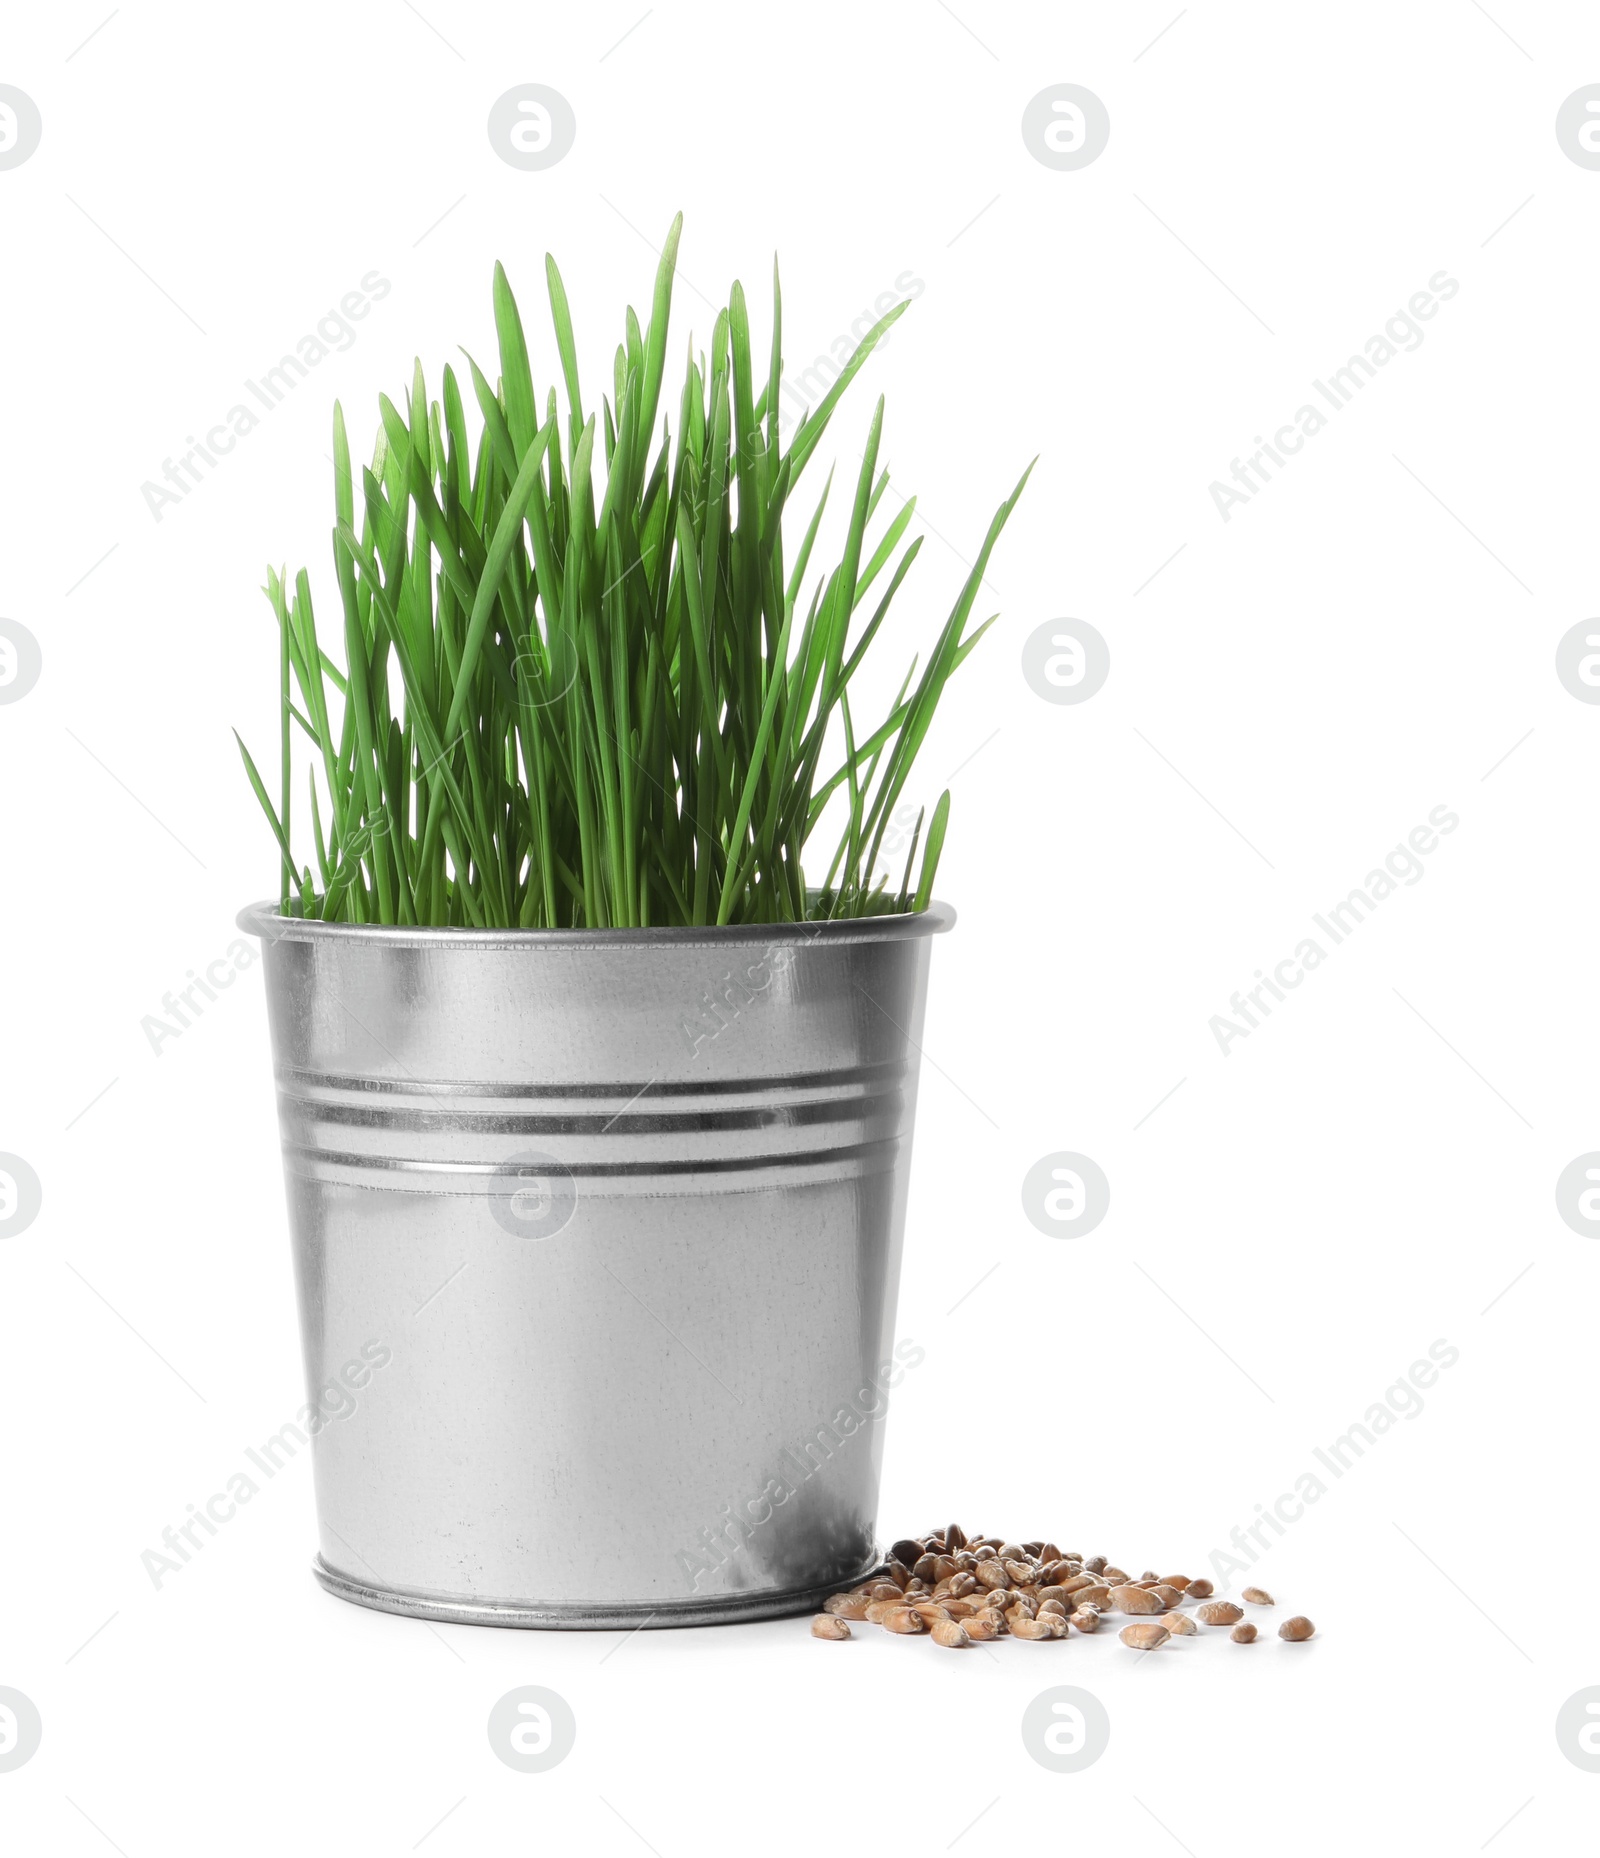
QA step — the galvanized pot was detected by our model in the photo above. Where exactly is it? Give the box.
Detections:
[237,901,952,1628]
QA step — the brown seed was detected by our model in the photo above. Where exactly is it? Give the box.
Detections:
[1196,1601,1244,1627]
[866,1527,1307,1655]
[1011,1615,1061,1640]
[811,1614,851,1640]
[1110,1584,1166,1615]
[1119,1623,1171,1650]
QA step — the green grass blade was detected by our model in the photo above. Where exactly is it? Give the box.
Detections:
[912,789,950,911]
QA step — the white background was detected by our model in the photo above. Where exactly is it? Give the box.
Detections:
[2,0,1597,1849]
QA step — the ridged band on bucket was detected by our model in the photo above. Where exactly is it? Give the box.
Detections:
[274,1063,912,1196]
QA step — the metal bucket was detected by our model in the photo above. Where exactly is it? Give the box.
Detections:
[237,900,952,1628]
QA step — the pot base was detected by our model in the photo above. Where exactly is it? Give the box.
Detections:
[311,1553,883,1631]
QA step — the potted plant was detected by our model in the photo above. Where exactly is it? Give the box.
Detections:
[237,215,1029,1627]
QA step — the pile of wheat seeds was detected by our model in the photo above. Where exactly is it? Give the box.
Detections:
[811,1525,1315,1651]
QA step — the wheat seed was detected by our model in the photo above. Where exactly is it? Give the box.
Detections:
[882,1606,925,1634]
[1120,1623,1171,1650]
[1197,1601,1244,1627]
[811,1527,1316,1664]
[1110,1584,1165,1615]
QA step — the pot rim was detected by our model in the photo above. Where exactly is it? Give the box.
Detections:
[235,896,956,950]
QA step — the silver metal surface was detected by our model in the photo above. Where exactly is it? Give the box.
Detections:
[238,900,952,1628]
